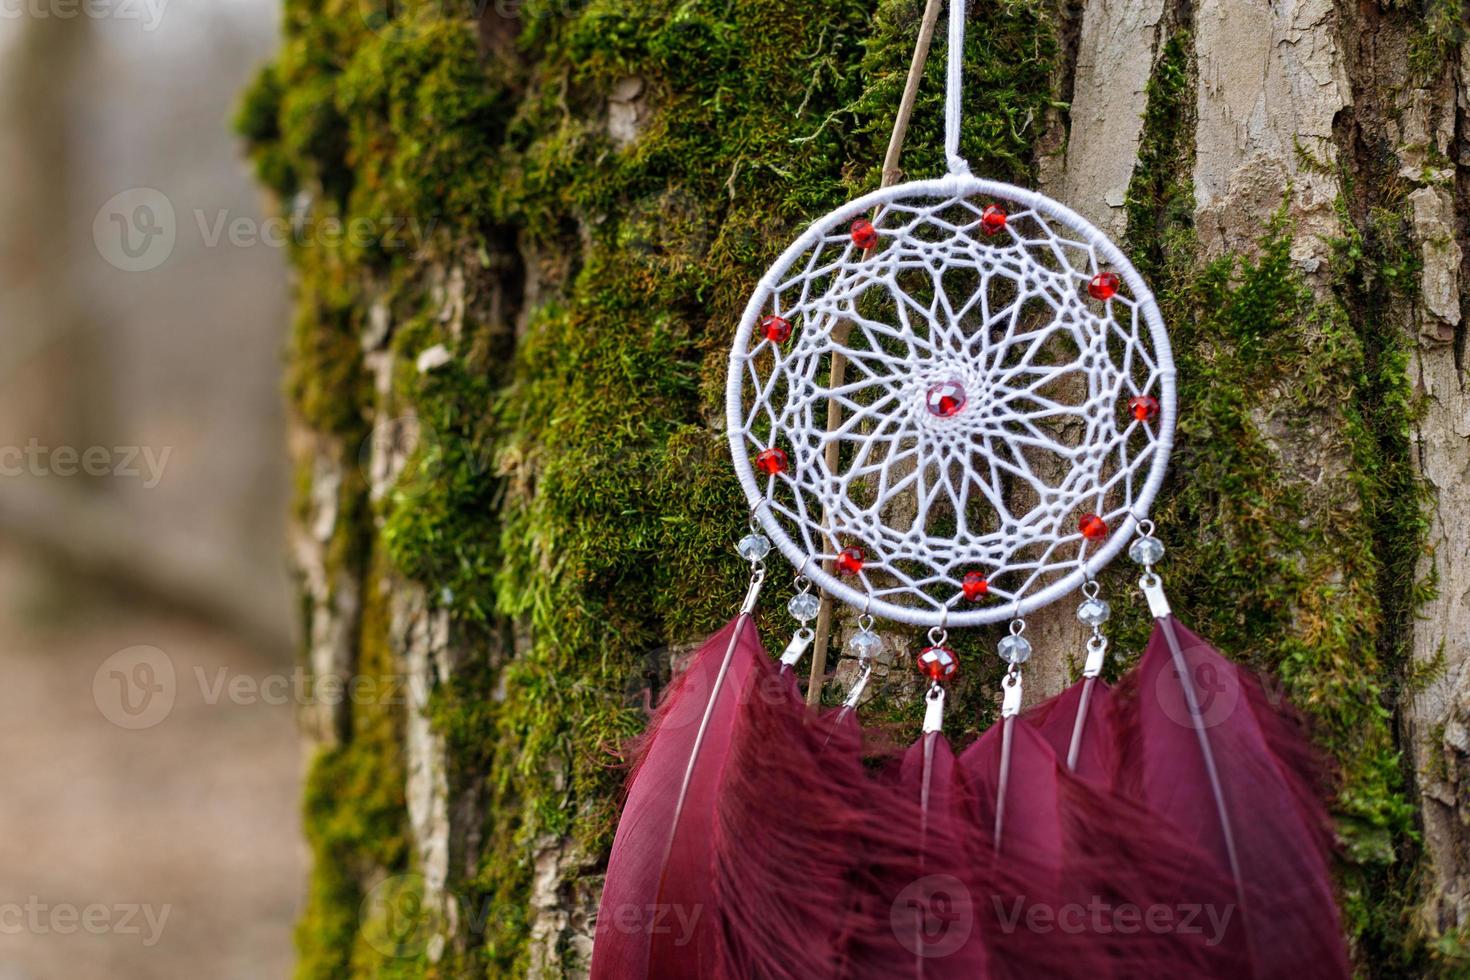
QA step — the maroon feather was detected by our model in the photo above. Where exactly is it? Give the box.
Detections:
[1028,677,1118,780]
[962,707,1253,977]
[963,717,1063,861]
[892,730,991,978]
[591,615,765,979]
[1113,616,1351,979]
[713,649,927,979]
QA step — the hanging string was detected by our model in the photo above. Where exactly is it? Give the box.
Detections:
[945,0,970,175]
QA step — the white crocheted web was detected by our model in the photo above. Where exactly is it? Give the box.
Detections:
[726,176,1176,627]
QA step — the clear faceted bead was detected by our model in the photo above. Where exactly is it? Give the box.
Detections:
[1077,597,1111,627]
[737,533,771,562]
[848,630,883,659]
[1129,535,1165,566]
[998,634,1032,665]
[788,592,821,622]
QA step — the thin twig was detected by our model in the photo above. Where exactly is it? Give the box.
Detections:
[806,0,946,708]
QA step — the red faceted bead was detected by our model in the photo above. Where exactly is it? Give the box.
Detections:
[1078,513,1109,541]
[980,205,1007,236]
[917,645,958,683]
[755,447,788,475]
[925,380,967,418]
[837,546,864,575]
[760,315,792,344]
[1128,394,1160,422]
[961,571,989,601]
[1088,271,1121,300]
[850,219,878,250]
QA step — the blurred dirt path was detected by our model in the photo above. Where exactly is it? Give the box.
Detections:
[0,549,302,979]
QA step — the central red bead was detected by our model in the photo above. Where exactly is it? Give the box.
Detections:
[837,547,864,575]
[917,646,958,683]
[850,219,878,250]
[760,315,792,344]
[1128,395,1160,422]
[925,380,967,418]
[980,205,1007,236]
[1088,271,1121,301]
[755,447,788,475]
[1079,513,1109,541]
[961,571,989,601]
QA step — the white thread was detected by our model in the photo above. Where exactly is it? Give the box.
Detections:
[727,176,1175,628]
[945,0,969,174]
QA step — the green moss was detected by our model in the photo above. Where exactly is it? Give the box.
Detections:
[1117,25,1440,974]
[1122,30,1194,284]
[463,1,1064,971]
[242,0,1440,974]
[381,319,504,623]
[286,287,370,438]
[296,549,413,979]
[237,63,298,197]
[1408,0,1467,81]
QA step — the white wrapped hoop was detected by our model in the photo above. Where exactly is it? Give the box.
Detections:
[726,175,1176,628]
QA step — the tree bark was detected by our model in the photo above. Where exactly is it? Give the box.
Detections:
[240,0,1469,974]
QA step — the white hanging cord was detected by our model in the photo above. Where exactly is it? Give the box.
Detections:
[945,0,971,175]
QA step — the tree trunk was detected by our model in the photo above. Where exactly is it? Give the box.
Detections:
[239,0,1468,974]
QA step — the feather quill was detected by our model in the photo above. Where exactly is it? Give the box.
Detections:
[892,728,990,978]
[591,615,765,979]
[962,708,1249,977]
[1028,679,1117,782]
[1110,616,1350,979]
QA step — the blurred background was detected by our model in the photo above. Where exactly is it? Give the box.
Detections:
[0,3,302,977]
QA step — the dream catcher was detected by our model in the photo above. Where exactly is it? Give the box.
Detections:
[591,2,1350,977]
